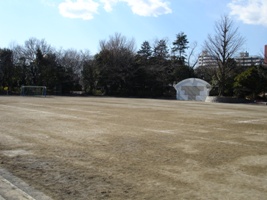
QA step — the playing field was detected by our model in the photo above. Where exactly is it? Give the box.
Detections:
[0,96,267,200]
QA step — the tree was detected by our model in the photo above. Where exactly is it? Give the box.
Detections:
[187,42,198,68]
[152,39,169,60]
[12,38,54,86]
[173,65,195,84]
[57,49,88,77]
[172,32,189,65]
[56,49,90,92]
[204,15,245,96]
[13,38,53,64]
[137,41,152,60]
[194,65,215,83]
[82,59,98,94]
[150,39,176,96]
[35,51,61,93]
[234,66,265,99]
[96,33,136,95]
[0,48,15,93]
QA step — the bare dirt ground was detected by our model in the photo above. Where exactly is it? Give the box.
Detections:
[0,96,267,200]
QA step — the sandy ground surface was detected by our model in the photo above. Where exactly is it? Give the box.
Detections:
[0,96,267,200]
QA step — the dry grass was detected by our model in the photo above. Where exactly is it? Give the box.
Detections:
[0,96,267,199]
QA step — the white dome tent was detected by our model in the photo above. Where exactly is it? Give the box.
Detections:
[173,78,211,101]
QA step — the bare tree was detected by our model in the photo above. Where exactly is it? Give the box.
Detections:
[13,38,53,64]
[187,41,198,68]
[57,49,84,74]
[9,38,54,85]
[99,32,136,53]
[204,15,245,96]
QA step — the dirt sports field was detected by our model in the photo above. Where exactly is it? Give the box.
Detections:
[0,96,267,200]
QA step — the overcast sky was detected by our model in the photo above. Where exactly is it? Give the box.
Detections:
[0,0,266,57]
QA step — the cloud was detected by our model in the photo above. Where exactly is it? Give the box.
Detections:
[101,0,173,17]
[228,0,267,27]
[59,0,99,20]
[100,0,117,12]
[58,0,172,20]
[124,0,172,17]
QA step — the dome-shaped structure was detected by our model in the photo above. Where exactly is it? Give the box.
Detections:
[173,78,211,101]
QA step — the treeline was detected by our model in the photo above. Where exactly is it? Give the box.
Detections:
[0,38,90,95]
[0,33,196,98]
[0,31,267,99]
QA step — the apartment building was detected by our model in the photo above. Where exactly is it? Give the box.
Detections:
[197,51,218,68]
[235,51,263,67]
[198,48,265,68]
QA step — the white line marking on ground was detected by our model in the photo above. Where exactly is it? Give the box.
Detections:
[19,103,101,114]
[237,119,266,124]
[0,105,86,120]
[17,102,119,118]
[145,128,254,147]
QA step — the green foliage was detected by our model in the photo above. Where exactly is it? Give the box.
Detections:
[0,48,15,92]
[153,39,169,60]
[194,65,215,83]
[82,60,98,95]
[95,33,136,96]
[173,64,195,83]
[233,66,265,99]
[0,33,195,97]
[172,32,189,65]
[137,41,152,60]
